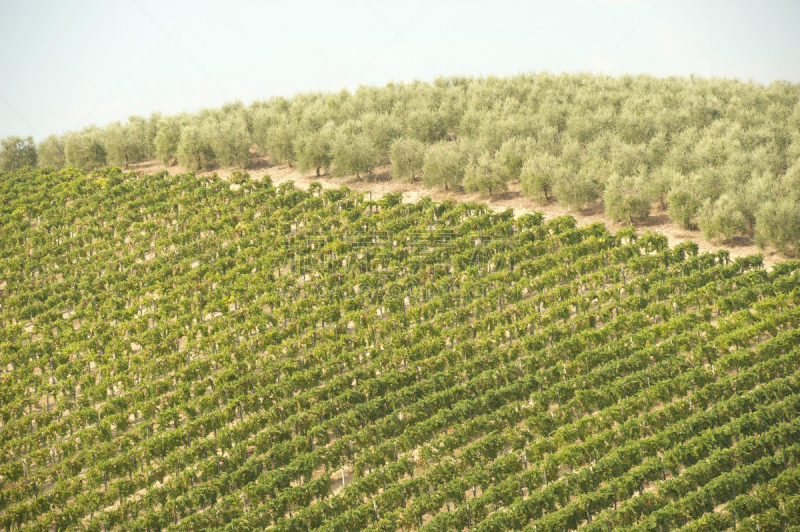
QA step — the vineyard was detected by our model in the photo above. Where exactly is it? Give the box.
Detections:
[2,166,800,532]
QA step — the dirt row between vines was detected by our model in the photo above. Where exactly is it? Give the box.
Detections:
[128,156,788,269]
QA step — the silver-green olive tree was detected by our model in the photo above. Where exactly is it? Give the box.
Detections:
[205,111,251,168]
[64,130,107,171]
[104,118,149,168]
[389,137,425,182]
[251,105,296,166]
[608,139,647,177]
[551,163,601,212]
[648,166,678,210]
[754,162,800,255]
[0,135,37,171]
[463,151,507,197]
[698,193,747,243]
[404,100,447,144]
[263,122,296,167]
[495,137,535,182]
[295,122,334,177]
[421,142,465,191]
[154,115,183,166]
[667,173,704,229]
[755,198,800,256]
[360,112,400,162]
[176,123,216,171]
[331,130,378,180]
[37,135,65,170]
[520,152,557,202]
[602,170,652,224]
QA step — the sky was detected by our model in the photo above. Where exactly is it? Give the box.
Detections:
[1,0,799,140]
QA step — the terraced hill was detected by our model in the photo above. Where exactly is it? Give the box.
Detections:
[1,167,799,532]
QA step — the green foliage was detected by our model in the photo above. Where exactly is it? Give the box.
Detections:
[1,167,800,531]
[255,122,296,166]
[389,137,425,182]
[463,151,507,197]
[206,111,252,168]
[37,134,66,170]
[331,131,378,179]
[603,170,652,224]
[176,123,215,171]
[496,136,535,182]
[6,73,800,252]
[294,122,333,177]
[520,152,558,202]
[552,164,601,212]
[698,193,748,243]
[360,112,400,161]
[0,135,37,171]
[648,166,678,210]
[104,118,149,168]
[153,115,182,166]
[64,130,107,171]
[422,141,465,191]
[667,173,704,229]
[404,100,447,144]
[755,198,800,256]
[753,163,800,255]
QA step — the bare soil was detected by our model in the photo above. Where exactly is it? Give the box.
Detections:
[128,155,789,269]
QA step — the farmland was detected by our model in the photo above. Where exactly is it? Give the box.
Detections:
[5,73,800,257]
[1,166,800,532]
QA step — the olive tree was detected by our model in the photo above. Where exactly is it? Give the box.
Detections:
[145,112,162,158]
[698,194,747,243]
[128,115,154,159]
[331,130,378,179]
[360,112,400,161]
[753,162,800,255]
[496,137,535,182]
[64,130,107,171]
[103,122,129,168]
[104,119,148,168]
[263,122,296,166]
[463,151,507,197]
[755,198,800,256]
[206,112,251,168]
[389,137,425,182]
[154,116,183,166]
[609,140,647,178]
[552,164,601,212]
[421,142,465,191]
[404,101,447,144]
[602,171,652,224]
[648,166,678,210]
[37,135,66,170]
[667,173,704,229]
[520,152,557,202]
[295,122,334,177]
[176,123,216,170]
[536,124,561,157]
[0,135,37,171]
[251,106,296,166]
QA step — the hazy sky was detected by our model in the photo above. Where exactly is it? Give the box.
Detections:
[1,0,799,139]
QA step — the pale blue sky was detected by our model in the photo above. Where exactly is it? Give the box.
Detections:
[1,0,799,139]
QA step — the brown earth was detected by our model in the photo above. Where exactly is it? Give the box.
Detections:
[128,155,789,269]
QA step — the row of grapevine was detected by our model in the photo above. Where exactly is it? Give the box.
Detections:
[1,166,799,531]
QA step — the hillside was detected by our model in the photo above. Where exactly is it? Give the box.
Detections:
[4,73,800,259]
[1,166,800,531]
[129,155,789,270]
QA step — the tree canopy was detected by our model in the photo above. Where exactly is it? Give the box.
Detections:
[4,72,800,253]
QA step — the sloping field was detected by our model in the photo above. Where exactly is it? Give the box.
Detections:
[1,167,799,532]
